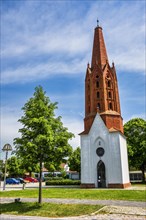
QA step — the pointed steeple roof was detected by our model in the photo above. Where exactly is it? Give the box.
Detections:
[91,22,108,69]
[83,20,123,134]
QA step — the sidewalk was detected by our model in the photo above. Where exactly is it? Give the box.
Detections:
[1,197,146,207]
[1,205,146,220]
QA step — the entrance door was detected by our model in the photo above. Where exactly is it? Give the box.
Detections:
[97,160,106,188]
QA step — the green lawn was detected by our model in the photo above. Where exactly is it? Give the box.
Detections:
[0,188,145,201]
[131,183,146,187]
[0,202,103,217]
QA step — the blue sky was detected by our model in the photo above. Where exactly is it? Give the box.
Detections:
[1,0,145,158]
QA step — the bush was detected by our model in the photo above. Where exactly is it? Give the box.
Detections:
[45,179,81,185]
[44,177,63,181]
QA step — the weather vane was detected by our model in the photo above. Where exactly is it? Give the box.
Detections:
[97,18,99,27]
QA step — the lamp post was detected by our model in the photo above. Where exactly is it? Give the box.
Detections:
[2,144,12,190]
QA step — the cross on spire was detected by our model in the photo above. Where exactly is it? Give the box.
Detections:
[97,19,99,27]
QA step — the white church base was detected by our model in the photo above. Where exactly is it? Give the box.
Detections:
[108,182,131,188]
[80,182,131,189]
[80,113,131,189]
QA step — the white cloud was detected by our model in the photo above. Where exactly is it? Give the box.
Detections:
[0,107,21,160]
[2,26,90,58]
[61,117,83,149]
[1,1,145,84]
[1,1,145,153]
[0,105,83,157]
[1,57,87,84]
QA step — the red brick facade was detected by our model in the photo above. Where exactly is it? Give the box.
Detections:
[84,26,123,134]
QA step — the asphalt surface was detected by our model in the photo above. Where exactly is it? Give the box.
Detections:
[1,197,146,207]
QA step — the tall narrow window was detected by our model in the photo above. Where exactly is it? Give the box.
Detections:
[97,91,100,98]
[108,81,111,88]
[109,102,112,110]
[97,103,100,110]
[96,81,99,88]
[108,91,111,98]
[88,106,90,112]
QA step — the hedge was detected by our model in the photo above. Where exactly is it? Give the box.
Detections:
[44,177,63,181]
[45,179,81,185]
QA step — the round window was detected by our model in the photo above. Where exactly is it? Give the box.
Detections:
[96,147,104,157]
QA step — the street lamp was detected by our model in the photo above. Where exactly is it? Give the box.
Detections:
[2,144,12,190]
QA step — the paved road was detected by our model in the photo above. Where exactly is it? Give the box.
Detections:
[1,197,146,207]
[1,211,146,220]
[0,181,145,191]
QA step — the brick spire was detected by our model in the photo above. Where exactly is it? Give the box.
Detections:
[91,24,108,69]
[82,22,123,134]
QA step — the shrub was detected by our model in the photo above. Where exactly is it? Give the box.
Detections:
[44,177,63,181]
[45,179,81,185]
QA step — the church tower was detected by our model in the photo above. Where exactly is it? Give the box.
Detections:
[84,22,123,134]
[80,21,131,189]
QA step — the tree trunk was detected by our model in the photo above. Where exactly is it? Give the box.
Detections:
[38,159,42,204]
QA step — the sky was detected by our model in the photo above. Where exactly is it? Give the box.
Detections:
[1,0,145,159]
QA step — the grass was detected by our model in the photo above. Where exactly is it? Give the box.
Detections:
[0,188,145,201]
[131,183,146,187]
[0,202,103,217]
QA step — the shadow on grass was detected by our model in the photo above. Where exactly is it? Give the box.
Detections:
[0,202,42,214]
[0,202,104,217]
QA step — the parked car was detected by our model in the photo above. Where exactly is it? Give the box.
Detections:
[24,177,38,182]
[6,178,19,184]
[16,178,29,184]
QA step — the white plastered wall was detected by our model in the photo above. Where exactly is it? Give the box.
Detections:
[108,132,123,184]
[80,113,130,187]
[119,134,130,183]
[81,114,109,186]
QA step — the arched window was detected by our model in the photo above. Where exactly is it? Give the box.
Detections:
[88,106,90,112]
[109,102,112,110]
[108,91,111,98]
[97,91,100,98]
[96,75,99,78]
[107,81,111,88]
[96,81,99,88]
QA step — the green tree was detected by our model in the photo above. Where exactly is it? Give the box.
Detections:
[0,160,4,172]
[68,147,81,175]
[14,86,74,203]
[19,158,39,177]
[0,160,4,180]
[6,156,22,177]
[124,118,146,182]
